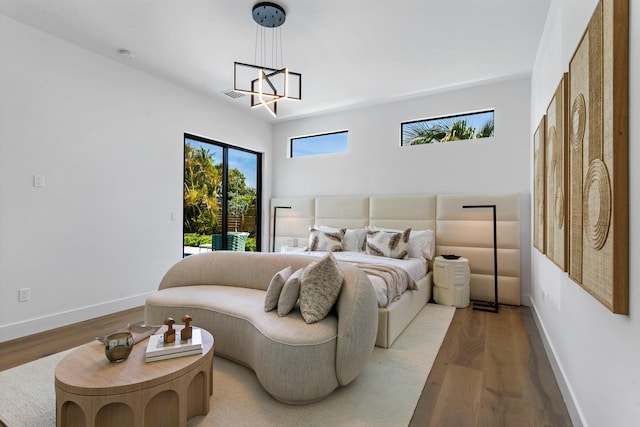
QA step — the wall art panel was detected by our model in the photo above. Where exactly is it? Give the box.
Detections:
[533,116,546,253]
[545,76,568,270]
[567,0,628,314]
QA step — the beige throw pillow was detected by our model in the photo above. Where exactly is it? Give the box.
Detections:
[366,228,411,259]
[307,228,346,252]
[277,268,303,317]
[299,253,344,324]
[264,266,292,312]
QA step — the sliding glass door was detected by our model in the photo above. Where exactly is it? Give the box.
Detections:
[183,134,261,256]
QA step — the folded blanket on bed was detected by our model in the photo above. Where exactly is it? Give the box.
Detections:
[351,262,419,306]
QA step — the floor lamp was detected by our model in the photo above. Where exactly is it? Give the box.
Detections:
[272,206,291,252]
[462,204,499,313]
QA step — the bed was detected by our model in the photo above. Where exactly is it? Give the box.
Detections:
[271,194,521,348]
[285,249,428,308]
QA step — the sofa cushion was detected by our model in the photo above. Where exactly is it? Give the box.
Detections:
[278,268,303,317]
[264,266,292,312]
[299,253,344,324]
[145,285,338,346]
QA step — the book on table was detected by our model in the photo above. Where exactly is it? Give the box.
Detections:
[145,328,203,362]
[145,347,203,362]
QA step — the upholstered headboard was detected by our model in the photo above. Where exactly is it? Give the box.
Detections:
[270,194,520,305]
[435,194,521,305]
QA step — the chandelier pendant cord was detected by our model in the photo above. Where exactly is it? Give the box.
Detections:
[278,27,283,70]
[254,25,283,70]
[272,27,276,69]
[254,25,258,65]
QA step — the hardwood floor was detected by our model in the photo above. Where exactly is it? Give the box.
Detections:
[0,306,145,372]
[410,305,573,426]
[0,304,572,426]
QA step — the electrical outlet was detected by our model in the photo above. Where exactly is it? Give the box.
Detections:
[18,288,30,302]
[33,174,45,188]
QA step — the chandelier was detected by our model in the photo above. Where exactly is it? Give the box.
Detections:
[233,2,302,117]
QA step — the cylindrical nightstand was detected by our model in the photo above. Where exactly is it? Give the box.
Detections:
[433,256,470,308]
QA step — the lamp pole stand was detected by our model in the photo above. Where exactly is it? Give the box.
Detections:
[272,206,291,252]
[462,204,499,313]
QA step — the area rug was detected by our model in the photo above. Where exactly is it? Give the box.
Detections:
[0,303,454,427]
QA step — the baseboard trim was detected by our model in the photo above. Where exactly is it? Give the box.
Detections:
[525,295,585,427]
[0,292,152,343]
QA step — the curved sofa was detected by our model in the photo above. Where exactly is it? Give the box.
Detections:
[144,251,378,404]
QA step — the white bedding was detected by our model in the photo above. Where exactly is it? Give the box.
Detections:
[286,249,428,307]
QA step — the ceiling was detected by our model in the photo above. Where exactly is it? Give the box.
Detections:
[0,0,551,122]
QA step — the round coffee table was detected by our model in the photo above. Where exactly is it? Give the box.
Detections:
[55,327,214,427]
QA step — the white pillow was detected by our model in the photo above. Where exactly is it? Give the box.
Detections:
[315,225,367,252]
[408,230,435,260]
[418,229,435,260]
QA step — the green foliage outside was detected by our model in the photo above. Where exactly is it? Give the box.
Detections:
[184,142,257,251]
[182,234,256,252]
[226,169,255,232]
[183,233,212,247]
[403,117,494,145]
[244,237,257,252]
[184,143,221,235]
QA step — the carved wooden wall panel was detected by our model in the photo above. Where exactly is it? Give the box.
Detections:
[533,116,546,253]
[567,0,628,314]
[545,77,568,270]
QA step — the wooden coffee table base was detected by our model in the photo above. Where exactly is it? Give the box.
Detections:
[55,328,214,427]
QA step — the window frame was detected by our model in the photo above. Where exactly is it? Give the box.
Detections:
[183,133,262,252]
[289,130,349,158]
[400,109,495,146]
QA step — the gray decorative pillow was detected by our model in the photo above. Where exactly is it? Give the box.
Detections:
[366,228,411,259]
[277,268,303,317]
[299,253,344,324]
[307,228,346,252]
[264,266,292,312]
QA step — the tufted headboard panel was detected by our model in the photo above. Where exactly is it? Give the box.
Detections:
[315,196,370,230]
[270,193,520,305]
[435,194,520,305]
[369,195,437,232]
[270,197,315,250]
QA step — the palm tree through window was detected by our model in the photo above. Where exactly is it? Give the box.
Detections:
[401,110,494,146]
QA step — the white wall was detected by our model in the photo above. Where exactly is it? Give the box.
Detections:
[530,1,639,426]
[272,77,533,301]
[0,16,272,341]
[273,78,531,197]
